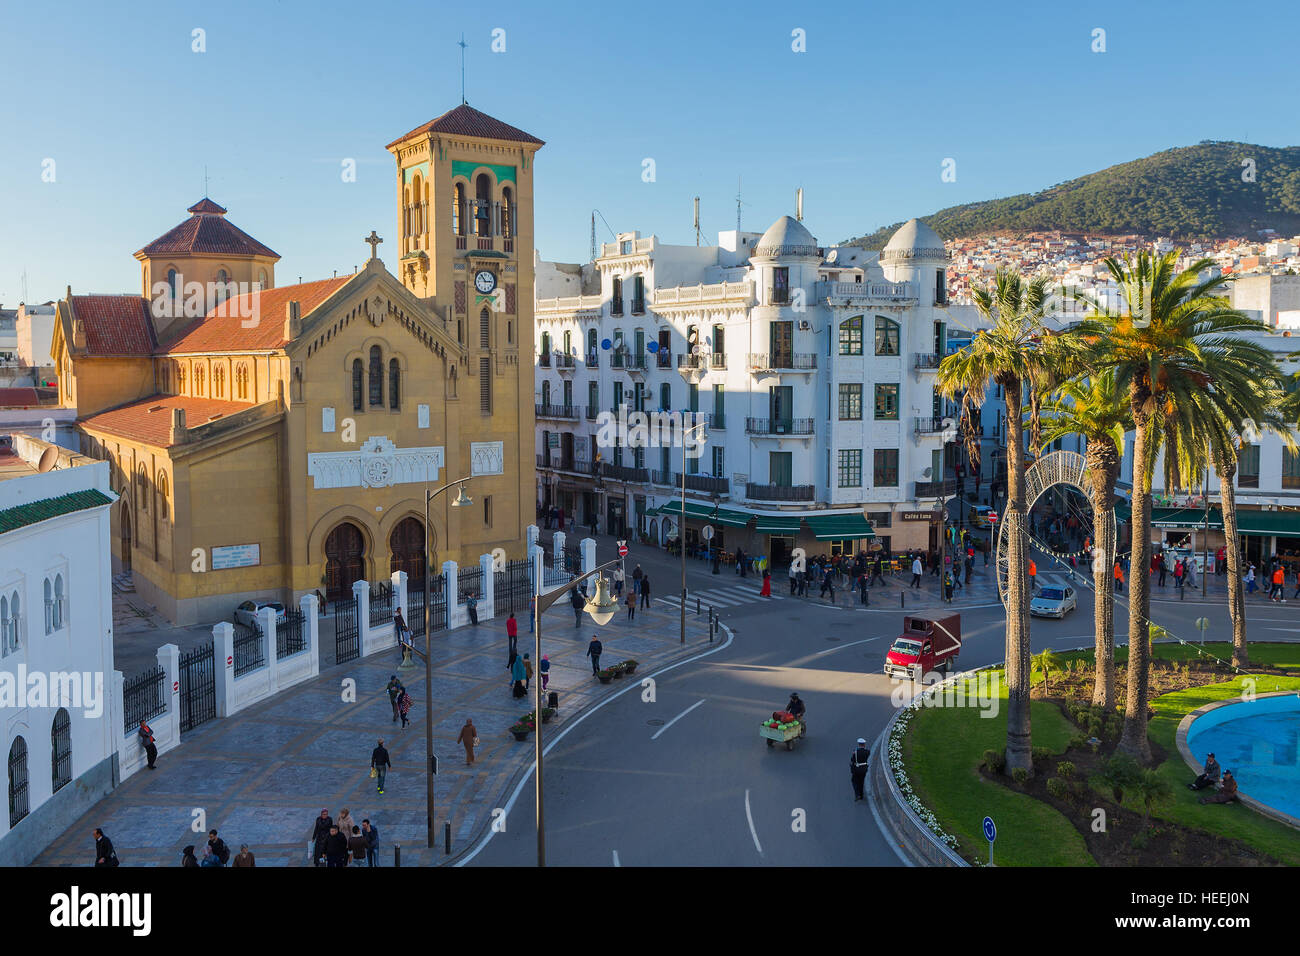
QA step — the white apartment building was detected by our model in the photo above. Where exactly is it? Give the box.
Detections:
[534,215,977,560]
[0,434,117,866]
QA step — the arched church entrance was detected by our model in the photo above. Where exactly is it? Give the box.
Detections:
[325,522,366,600]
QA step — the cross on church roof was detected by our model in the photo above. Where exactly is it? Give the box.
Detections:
[365,230,383,260]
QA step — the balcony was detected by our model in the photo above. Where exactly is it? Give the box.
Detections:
[767,288,791,306]
[747,352,817,372]
[585,406,598,421]
[611,300,624,317]
[677,354,705,371]
[676,473,730,495]
[710,353,727,370]
[600,462,649,483]
[935,290,948,306]
[913,352,941,370]
[586,350,600,369]
[653,281,753,307]
[656,351,672,369]
[455,235,467,250]
[745,417,815,436]
[707,412,726,430]
[538,353,551,369]
[815,279,917,304]
[553,352,576,369]
[536,403,580,420]
[631,298,646,315]
[612,351,646,372]
[746,482,815,502]
[913,416,949,435]
[915,480,958,498]
[537,454,551,469]
[476,237,494,251]
[650,469,673,486]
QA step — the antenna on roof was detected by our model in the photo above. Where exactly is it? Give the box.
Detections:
[694,197,700,246]
[796,187,804,223]
[458,34,468,104]
[735,177,747,232]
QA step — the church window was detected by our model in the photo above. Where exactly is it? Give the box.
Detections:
[235,364,249,400]
[167,269,180,300]
[389,359,400,411]
[215,270,230,306]
[501,187,513,239]
[195,366,205,397]
[369,346,383,407]
[480,308,490,348]
[258,269,269,291]
[352,359,363,412]
[479,356,492,413]
[403,187,411,238]
[137,465,149,514]
[157,471,169,519]
[214,366,225,398]
[178,365,187,393]
[474,174,491,237]
[453,183,465,236]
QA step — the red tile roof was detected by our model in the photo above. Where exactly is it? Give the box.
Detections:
[80,395,257,448]
[0,388,40,407]
[387,103,544,149]
[162,275,352,354]
[70,295,158,356]
[136,201,279,259]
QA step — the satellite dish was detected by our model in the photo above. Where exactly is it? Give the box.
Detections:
[37,446,58,473]
[921,466,932,480]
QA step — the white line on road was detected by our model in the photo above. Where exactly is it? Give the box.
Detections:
[813,637,879,657]
[651,698,708,740]
[744,788,763,856]
[612,849,621,867]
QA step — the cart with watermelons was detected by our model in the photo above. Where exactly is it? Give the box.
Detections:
[760,710,806,750]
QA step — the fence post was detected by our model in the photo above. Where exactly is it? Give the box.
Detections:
[212,623,234,718]
[553,531,567,571]
[479,553,496,624]
[158,643,180,754]
[527,524,539,551]
[109,669,125,783]
[354,579,371,655]
[528,545,544,592]
[392,570,409,631]
[581,537,596,576]
[259,605,279,689]
[301,593,321,680]
[443,561,460,628]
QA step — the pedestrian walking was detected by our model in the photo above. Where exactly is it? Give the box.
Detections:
[336,808,356,839]
[570,584,585,626]
[398,687,412,728]
[943,570,954,602]
[870,555,884,587]
[632,563,643,597]
[910,555,922,589]
[528,595,535,633]
[1270,565,1285,602]
[1216,546,1226,575]
[456,718,478,765]
[858,572,869,605]
[523,653,534,690]
[362,820,378,867]
[760,569,772,597]
[1113,561,1124,593]
[511,654,528,697]
[736,547,747,578]
[506,612,519,659]
[1157,553,1167,587]
[207,828,230,865]
[711,550,720,575]
[625,587,636,620]
[587,636,603,675]
[348,825,367,866]
[325,825,349,868]
[371,738,391,794]
[1185,558,1197,589]
[466,591,479,626]
[789,562,799,595]
[312,809,332,866]
[386,675,402,723]
[640,574,652,608]
[1028,558,1037,594]
[1174,558,1185,593]
[614,565,625,596]
[201,844,221,867]
[540,655,551,690]
[1245,565,1257,595]
[181,846,199,867]
[1294,566,1300,600]
[849,738,871,801]
[138,719,158,770]
[232,844,256,867]
[93,828,118,867]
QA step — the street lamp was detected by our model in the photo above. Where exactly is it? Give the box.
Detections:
[680,419,708,644]
[532,555,624,866]
[421,477,473,849]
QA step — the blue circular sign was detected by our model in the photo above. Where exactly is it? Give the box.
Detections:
[601,338,612,351]
[982,816,996,843]
[646,341,659,353]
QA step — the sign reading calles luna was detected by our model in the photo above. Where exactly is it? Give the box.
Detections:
[899,511,937,522]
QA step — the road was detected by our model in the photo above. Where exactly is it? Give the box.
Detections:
[463,534,1296,866]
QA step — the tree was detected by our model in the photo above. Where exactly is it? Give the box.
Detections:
[1075,251,1276,763]
[1033,647,1061,695]
[1038,370,1131,707]
[1133,769,1173,830]
[937,268,1066,775]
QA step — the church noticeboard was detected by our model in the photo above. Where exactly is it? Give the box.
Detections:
[212,544,261,570]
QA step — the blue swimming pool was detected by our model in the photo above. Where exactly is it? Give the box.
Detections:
[1187,694,1300,821]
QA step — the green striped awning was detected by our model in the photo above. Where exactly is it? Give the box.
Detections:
[657,499,751,528]
[1112,505,1300,537]
[754,514,802,535]
[805,513,875,541]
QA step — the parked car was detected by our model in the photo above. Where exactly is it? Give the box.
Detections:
[1029,586,1077,619]
[234,600,286,628]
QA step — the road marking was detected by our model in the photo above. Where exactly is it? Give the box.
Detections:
[814,637,879,657]
[612,849,621,867]
[455,624,737,866]
[651,699,707,740]
[744,788,763,856]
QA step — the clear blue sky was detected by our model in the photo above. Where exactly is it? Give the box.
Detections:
[1,0,1295,305]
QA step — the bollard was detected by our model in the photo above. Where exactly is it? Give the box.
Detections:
[548,690,559,711]
[394,843,401,867]
[445,821,451,855]
[307,840,313,866]
[696,595,700,615]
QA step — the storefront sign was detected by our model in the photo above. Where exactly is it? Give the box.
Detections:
[899,511,936,522]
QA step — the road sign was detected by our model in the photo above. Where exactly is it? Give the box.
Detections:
[618,542,629,557]
[988,512,999,524]
[701,524,715,540]
[983,815,996,865]
[1195,617,1209,633]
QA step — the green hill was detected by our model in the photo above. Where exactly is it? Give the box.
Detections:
[848,142,1300,249]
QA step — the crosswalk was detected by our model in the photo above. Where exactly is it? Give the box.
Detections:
[657,584,786,612]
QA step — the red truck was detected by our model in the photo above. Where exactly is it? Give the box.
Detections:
[882,614,962,680]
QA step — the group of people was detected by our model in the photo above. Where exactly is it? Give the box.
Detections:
[385,675,414,730]
[1149,550,1199,592]
[311,808,381,867]
[1244,555,1300,603]
[1188,752,1238,805]
[179,828,254,867]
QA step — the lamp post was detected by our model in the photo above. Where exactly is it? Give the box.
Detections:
[1202,460,1210,598]
[680,419,708,644]
[532,555,622,866]
[421,477,474,849]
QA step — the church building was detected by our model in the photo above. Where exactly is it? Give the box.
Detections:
[50,104,542,624]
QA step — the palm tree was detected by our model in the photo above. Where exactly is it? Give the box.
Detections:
[937,268,1065,775]
[1038,370,1131,708]
[1133,768,1173,830]
[1075,251,1276,764]
[1032,647,1060,695]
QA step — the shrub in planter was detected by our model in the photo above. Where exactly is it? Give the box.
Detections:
[981,749,1006,773]
[621,660,638,675]
[1030,746,1053,764]
[509,722,532,739]
[540,707,556,723]
[1045,777,1070,801]
[1011,767,1030,786]
[1056,760,1076,779]
[597,668,615,683]
[610,663,626,678]
[1067,734,1088,751]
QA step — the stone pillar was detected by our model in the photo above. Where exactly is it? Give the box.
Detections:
[527,524,539,551]
[479,553,496,623]
[300,593,320,680]
[354,579,371,655]
[211,623,234,718]
[158,643,180,752]
[259,605,279,688]
[529,544,544,594]
[443,560,460,628]
[581,537,597,575]
[553,531,566,571]
[392,570,409,628]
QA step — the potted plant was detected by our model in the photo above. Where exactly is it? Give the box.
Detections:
[509,721,532,741]
[540,706,556,723]
[597,667,615,684]
[610,662,626,678]
[621,659,638,675]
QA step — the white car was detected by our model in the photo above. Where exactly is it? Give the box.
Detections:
[1030,585,1077,618]
[234,600,287,628]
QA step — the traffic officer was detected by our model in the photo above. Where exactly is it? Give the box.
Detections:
[850,738,871,801]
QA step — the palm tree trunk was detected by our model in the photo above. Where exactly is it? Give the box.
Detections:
[1212,447,1249,667]
[1002,378,1033,775]
[1118,404,1155,764]
[1088,453,1118,708]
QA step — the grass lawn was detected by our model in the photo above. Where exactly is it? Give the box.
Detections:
[1107,641,1300,672]
[903,671,1094,866]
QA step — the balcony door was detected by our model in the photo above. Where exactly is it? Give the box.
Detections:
[769,385,793,432]
[769,451,793,487]
[770,321,793,366]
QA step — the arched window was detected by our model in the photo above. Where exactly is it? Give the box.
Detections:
[875,315,900,356]
[413,175,424,235]
[257,269,269,291]
[43,578,54,635]
[195,365,205,397]
[137,465,149,514]
[403,186,412,238]
[5,592,18,655]
[587,328,597,358]
[177,365,187,394]
[389,358,400,411]
[475,174,491,237]
[501,186,514,238]
[214,270,230,306]
[659,382,672,411]
[8,736,29,828]
[214,365,225,398]
[368,346,383,407]
[563,331,571,355]
[453,183,466,236]
[0,596,7,657]
[167,268,179,300]
[157,470,169,520]
[838,315,863,355]
[51,709,72,794]
[352,358,364,412]
[611,277,624,316]
[235,364,249,400]
[52,575,64,631]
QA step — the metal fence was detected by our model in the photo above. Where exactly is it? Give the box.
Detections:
[333,595,359,664]
[122,664,168,734]
[178,642,216,734]
[369,582,393,627]
[458,565,484,604]
[495,559,534,615]
[278,608,306,659]
[561,544,581,574]
[233,622,265,677]
[407,574,447,638]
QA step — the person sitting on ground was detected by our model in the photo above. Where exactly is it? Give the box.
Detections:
[1189,752,1221,791]
[1198,769,1238,805]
